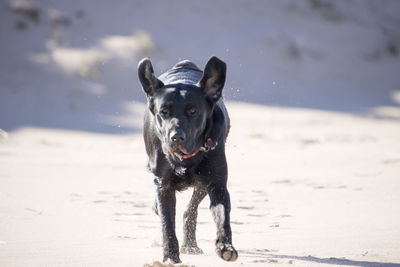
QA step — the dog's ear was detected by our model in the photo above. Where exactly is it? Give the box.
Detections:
[138,57,164,97]
[199,56,226,102]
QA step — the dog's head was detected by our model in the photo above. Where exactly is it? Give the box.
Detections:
[138,56,226,163]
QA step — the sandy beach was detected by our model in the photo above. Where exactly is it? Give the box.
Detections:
[1,102,400,266]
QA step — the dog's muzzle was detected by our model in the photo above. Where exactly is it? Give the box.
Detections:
[172,137,218,161]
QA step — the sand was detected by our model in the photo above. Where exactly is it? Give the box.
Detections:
[1,102,400,267]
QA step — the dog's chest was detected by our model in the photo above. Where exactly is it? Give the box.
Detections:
[172,169,205,192]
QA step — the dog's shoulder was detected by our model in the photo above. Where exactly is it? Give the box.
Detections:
[205,99,230,145]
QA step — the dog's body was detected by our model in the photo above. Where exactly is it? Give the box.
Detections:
[138,57,237,263]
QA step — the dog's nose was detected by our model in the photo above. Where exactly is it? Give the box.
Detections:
[170,129,186,143]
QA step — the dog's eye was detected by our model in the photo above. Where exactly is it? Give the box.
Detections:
[160,108,169,115]
[188,108,197,115]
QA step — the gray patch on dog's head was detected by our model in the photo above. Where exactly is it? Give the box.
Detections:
[158,60,203,86]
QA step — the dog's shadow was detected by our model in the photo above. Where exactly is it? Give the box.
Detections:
[238,250,400,266]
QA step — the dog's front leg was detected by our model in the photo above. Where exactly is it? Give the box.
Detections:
[155,181,181,263]
[208,185,238,262]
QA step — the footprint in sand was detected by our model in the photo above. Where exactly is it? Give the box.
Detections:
[116,235,136,240]
[133,203,148,208]
[119,200,135,205]
[252,189,268,194]
[271,179,292,185]
[92,200,107,204]
[114,212,144,217]
[25,208,42,215]
[237,206,255,210]
[255,248,271,252]
[143,261,194,267]
[247,213,267,217]
[252,259,278,263]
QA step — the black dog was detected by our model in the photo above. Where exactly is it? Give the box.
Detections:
[138,56,237,263]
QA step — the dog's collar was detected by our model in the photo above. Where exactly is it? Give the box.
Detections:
[174,137,218,161]
[200,138,218,152]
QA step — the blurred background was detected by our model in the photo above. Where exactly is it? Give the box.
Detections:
[1,0,399,134]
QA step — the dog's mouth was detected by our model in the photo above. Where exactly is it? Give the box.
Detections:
[173,147,200,161]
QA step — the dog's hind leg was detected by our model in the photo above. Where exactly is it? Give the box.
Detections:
[180,186,207,254]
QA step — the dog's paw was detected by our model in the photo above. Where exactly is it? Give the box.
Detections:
[215,243,238,262]
[162,255,181,265]
[180,245,203,255]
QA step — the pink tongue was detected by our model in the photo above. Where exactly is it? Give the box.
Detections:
[174,152,183,161]
[182,152,193,159]
[183,149,199,158]
[174,149,199,161]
